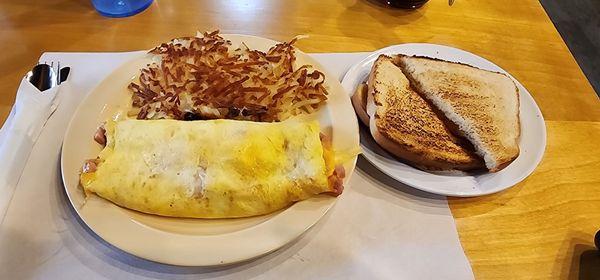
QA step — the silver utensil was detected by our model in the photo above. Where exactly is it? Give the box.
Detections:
[60,66,71,84]
[24,61,70,92]
[25,63,57,92]
[53,61,70,85]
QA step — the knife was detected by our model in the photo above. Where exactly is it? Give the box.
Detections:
[60,67,70,84]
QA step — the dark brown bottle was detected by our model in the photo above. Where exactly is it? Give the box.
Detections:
[379,0,429,9]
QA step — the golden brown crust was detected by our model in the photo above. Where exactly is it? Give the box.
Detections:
[370,125,484,170]
[367,55,484,171]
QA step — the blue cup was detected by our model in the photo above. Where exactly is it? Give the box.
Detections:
[91,0,154,18]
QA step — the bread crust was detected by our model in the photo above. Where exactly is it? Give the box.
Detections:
[369,121,484,170]
[351,83,371,126]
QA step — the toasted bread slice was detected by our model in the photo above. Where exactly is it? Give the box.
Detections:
[396,55,520,171]
[365,55,483,171]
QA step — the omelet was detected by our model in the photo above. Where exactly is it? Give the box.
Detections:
[80,118,342,218]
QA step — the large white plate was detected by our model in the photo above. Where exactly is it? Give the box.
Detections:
[61,34,358,266]
[342,44,546,197]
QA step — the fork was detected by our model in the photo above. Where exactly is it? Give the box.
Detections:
[50,61,71,85]
[49,61,70,85]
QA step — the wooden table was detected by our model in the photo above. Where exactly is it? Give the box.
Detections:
[1,0,598,278]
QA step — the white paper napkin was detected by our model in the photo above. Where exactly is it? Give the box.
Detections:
[0,78,64,223]
[0,52,474,280]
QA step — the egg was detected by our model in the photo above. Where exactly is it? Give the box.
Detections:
[80,118,336,218]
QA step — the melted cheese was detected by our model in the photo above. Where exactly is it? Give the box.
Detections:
[81,118,332,218]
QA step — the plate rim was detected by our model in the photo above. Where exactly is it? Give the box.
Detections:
[341,43,546,197]
[60,33,358,266]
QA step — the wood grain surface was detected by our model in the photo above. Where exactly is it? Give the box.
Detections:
[450,121,600,279]
[0,0,599,278]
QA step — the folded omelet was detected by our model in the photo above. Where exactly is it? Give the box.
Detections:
[80,118,341,218]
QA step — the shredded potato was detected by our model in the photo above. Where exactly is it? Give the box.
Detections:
[128,30,329,122]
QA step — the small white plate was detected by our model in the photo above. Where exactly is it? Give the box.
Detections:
[61,34,358,266]
[341,43,546,197]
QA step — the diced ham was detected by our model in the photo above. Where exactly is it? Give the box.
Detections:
[94,126,106,146]
[82,159,98,173]
[327,165,345,197]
